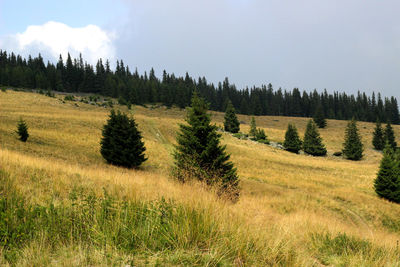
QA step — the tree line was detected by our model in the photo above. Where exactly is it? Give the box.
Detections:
[1,50,399,124]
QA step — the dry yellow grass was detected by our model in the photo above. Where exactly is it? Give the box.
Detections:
[1,90,400,266]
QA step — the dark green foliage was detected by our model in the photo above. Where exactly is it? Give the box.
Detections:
[45,90,55,97]
[16,118,29,142]
[374,144,400,203]
[64,95,75,101]
[342,119,363,160]
[284,123,302,153]
[372,120,385,150]
[232,132,248,139]
[255,128,266,140]
[303,120,327,156]
[1,87,6,92]
[333,151,343,157]
[0,50,399,124]
[223,100,240,133]
[100,110,146,168]
[173,93,239,199]
[313,104,327,128]
[249,117,257,138]
[384,123,397,150]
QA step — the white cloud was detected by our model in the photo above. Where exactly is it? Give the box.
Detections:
[0,21,116,64]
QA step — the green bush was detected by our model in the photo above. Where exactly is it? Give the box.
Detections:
[64,95,75,101]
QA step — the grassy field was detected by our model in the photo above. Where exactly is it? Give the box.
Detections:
[1,90,400,266]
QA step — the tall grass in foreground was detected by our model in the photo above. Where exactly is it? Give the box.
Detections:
[0,169,294,266]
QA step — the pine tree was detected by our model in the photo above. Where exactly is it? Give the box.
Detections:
[313,104,327,128]
[342,119,363,160]
[173,93,239,198]
[372,120,385,150]
[374,144,400,203]
[100,110,146,168]
[224,100,240,133]
[284,123,302,153]
[385,122,397,150]
[16,118,29,142]
[249,117,257,138]
[303,120,327,156]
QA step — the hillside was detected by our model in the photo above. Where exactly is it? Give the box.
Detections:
[1,90,400,266]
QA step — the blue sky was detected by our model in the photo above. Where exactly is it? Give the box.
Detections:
[1,0,400,100]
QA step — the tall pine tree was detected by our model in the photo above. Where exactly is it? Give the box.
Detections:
[16,118,29,142]
[249,117,257,138]
[342,119,363,160]
[224,100,240,133]
[100,110,147,168]
[284,123,302,153]
[385,122,397,150]
[313,104,327,128]
[372,120,385,151]
[374,144,400,203]
[303,120,327,156]
[173,92,239,199]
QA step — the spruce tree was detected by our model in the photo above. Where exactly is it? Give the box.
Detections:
[249,117,257,138]
[100,110,146,168]
[343,119,363,160]
[224,100,240,133]
[174,93,239,198]
[16,118,29,142]
[303,120,327,156]
[372,120,385,150]
[284,123,302,153]
[374,144,400,203]
[385,122,397,150]
[313,104,327,128]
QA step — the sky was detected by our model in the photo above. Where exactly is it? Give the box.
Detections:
[1,0,400,99]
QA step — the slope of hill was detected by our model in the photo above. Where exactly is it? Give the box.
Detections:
[1,90,400,266]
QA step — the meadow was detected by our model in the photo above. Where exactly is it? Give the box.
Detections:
[1,90,400,266]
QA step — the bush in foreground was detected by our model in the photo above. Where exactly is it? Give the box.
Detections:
[100,110,146,168]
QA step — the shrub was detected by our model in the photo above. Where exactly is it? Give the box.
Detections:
[224,100,240,133]
[45,90,55,97]
[303,120,327,156]
[342,119,363,160]
[100,110,147,168]
[1,88,6,92]
[284,123,302,153]
[64,95,75,101]
[173,93,239,200]
[333,151,343,157]
[16,118,29,142]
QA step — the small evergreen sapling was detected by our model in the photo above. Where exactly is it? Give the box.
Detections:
[374,144,400,203]
[385,122,397,150]
[284,123,302,153]
[249,117,257,138]
[342,119,363,160]
[173,93,239,199]
[100,110,146,168]
[16,118,29,142]
[313,104,327,128]
[224,100,240,133]
[372,120,385,151]
[303,120,327,156]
